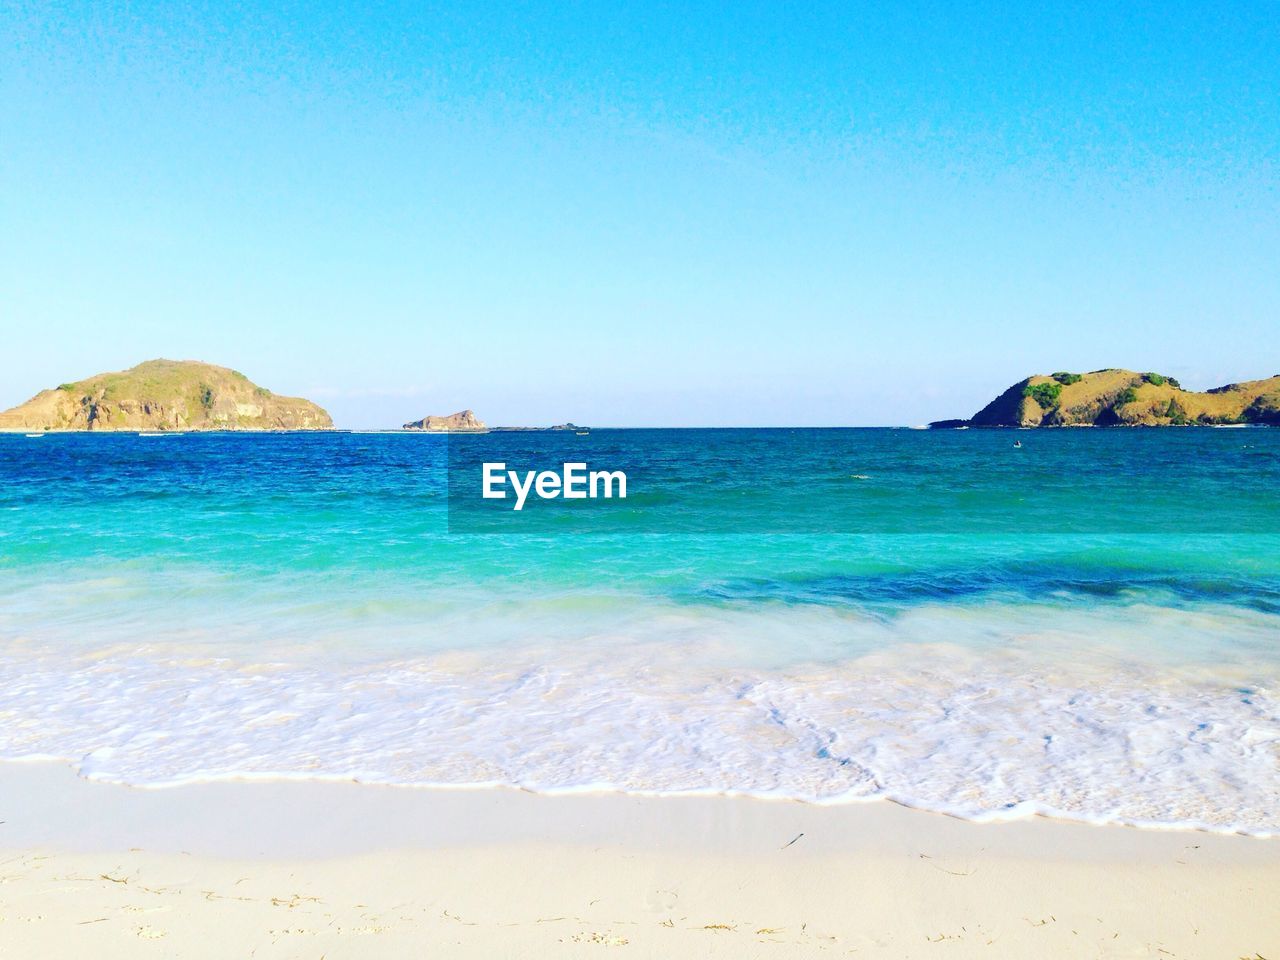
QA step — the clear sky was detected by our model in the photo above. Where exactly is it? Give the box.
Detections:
[2,2,1277,427]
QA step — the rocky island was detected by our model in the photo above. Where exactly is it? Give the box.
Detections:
[0,359,333,432]
[932,369,1280,428]
[401,411,588,432]
[402,410,488,432]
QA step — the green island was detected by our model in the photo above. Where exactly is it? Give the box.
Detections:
[0,359,333,431]
[931,369,1280,428]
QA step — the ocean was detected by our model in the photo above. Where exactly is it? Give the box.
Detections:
[2,429,1278,834]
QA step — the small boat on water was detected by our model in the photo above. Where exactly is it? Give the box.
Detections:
[25,433,44,438]
[576,430,590,436]
[139,432,184,437]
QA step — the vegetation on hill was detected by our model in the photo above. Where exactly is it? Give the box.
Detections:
[933,369,1280,428]
[0,360,333,431]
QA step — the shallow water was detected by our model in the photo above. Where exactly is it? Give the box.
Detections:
[2,430,1278,834]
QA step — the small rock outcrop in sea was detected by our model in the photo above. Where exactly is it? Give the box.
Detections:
[0,359,333,431]
[483,422,590,432]
[931,369,1280,428]
[402,409,488,432]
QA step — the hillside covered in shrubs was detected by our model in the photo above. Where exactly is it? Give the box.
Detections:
[932,369,1280,428]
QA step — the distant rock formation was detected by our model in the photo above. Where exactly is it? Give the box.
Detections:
[399,411,589,432]
[0,359,333,431]
[402,409,488,432]
[931,369,1280,428]
[493,422,588,432]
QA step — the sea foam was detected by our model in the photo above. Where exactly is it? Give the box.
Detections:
[0,598,1276,836]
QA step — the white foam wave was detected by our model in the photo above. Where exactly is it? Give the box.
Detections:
[0,631,1275,836]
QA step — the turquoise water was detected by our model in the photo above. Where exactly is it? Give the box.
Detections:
[2,430,1278,833]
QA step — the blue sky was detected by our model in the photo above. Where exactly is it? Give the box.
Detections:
[2,1,1277,426]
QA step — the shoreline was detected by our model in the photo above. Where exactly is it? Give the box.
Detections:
[10,760,1280,856]
[2,762,1277,957]
[9,759,1278,841]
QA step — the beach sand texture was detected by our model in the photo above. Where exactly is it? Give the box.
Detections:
[1,764,1276,959]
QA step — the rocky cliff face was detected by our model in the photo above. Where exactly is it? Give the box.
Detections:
[402,409,487,431]
[0,360,333,431]
[935,369,1280,427]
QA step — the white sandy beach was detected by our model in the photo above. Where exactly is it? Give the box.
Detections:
[1,763,1276,959]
